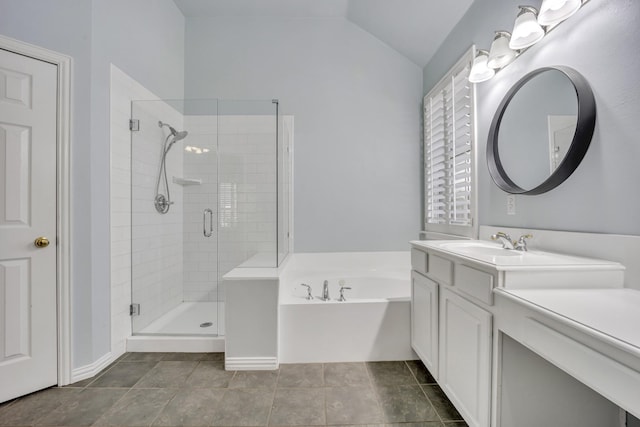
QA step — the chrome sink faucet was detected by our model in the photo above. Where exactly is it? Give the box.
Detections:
[514,234,533,251]
[491,232,533,251]
[491,232,515,249]
[322,280,330,301]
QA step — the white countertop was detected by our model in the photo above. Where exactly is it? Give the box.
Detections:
[410,240,624,271]
[497,288,640,351]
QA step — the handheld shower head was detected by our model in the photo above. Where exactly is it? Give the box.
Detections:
[158,121,188,140]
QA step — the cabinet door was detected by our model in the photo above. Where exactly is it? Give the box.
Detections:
[411,271,438,378]
[439,288,492,427]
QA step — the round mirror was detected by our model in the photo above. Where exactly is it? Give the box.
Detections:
[487,66,596,195]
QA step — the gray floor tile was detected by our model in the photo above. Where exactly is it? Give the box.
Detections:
[277,364,323,388]
[375,385,439,423]
[386,423,444,427]
[200,352,225,362]
[324,363,370,387]
[325,386,383,425]
[122,352,169,362]
[269,388,325,426]
[161,352,212,361]
[93,388,176,426]
[64,377,95,388]
[406,360,437,385]
[135,361,199,388]
[442,422,468,426]
[152,388,225,426]
[185,361,235,388]
[0,388,80,426]
[366,361,417,386]
[211,388,273,426]
[229,370,278,389]
[35,388,127,426]
[89,361,157,388]
[421,385,463,421]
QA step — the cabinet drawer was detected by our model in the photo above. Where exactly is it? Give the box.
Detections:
[455,264,495,305]
[429,254,453,285]
[411,249,428,275]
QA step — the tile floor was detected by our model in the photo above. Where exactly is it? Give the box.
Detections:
[0,353,468,427]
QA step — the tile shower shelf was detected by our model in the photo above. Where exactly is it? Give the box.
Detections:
[172,176,202,186]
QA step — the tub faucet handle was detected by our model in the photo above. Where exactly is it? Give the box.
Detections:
[300,283,313,300]
[338,286,351,302]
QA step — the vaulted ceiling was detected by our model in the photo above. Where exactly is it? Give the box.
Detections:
[173,0,475,67]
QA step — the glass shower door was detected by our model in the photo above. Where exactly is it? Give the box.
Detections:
[130,99,220,337]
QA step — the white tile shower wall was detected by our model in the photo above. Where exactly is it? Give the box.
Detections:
[180,114,278,303]
[182,115,219,302]
[110,65,184,354]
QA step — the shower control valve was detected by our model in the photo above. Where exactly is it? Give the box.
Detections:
[300,284,313,300]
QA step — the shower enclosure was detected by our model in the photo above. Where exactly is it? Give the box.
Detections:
[129,99,290,338]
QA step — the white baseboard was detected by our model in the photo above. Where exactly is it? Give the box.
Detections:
[225,357,278,371]
[71,352,114,383]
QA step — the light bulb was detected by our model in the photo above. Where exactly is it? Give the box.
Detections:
[510,6,545,50]
[468,50,495,83]
[487,31,516,69]
[538,0,581,26]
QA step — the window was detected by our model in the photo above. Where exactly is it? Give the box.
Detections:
[424,47,477,238]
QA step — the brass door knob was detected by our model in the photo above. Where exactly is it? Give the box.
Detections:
[34,237,50,248]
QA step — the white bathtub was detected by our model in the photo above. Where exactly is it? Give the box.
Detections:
[278,251,416,363]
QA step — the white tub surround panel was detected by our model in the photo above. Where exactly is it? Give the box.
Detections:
[279,252,414,363]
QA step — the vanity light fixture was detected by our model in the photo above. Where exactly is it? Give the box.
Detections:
[487,31,516,69]
[538,0,582,26]
[510,6,546,50]
[469,0,587,83]
[469,49,495,83]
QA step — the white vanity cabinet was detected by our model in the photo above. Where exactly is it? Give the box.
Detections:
[411,271,439,377]
[411,240,624,427]
[410,246,493,427]
[439,287,491,427]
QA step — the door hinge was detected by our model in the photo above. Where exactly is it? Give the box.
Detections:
[130,303,140,316]
[129,119,140,131]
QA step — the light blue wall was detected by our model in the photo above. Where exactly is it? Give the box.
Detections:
[185,17,423,252]
[0,0,95,368]
[0,0,185,368]
[424,0,640,236]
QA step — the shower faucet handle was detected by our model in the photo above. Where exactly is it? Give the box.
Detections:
[300,284,313,300]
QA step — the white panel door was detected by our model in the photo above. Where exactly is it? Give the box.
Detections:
[0,48,58,402]
[411,271,438,378]
[439,288,492,427]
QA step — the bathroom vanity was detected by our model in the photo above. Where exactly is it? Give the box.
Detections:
[410,237,632,427]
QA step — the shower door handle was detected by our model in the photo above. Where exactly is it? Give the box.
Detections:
[203,209,214,237]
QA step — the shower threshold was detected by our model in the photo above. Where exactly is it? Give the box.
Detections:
[127,301,225,353]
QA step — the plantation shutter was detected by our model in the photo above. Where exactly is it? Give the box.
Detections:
[424,48,476,237]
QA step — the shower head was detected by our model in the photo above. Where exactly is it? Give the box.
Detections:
[158,121,188,141]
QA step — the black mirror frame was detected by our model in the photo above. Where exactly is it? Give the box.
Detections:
[487,66,596,195]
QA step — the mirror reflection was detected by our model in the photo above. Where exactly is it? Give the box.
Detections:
[497,70,578,191]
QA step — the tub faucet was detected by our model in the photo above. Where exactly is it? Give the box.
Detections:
[322,280,330,301]
[491,232,515,250]
[338,285,351,302]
